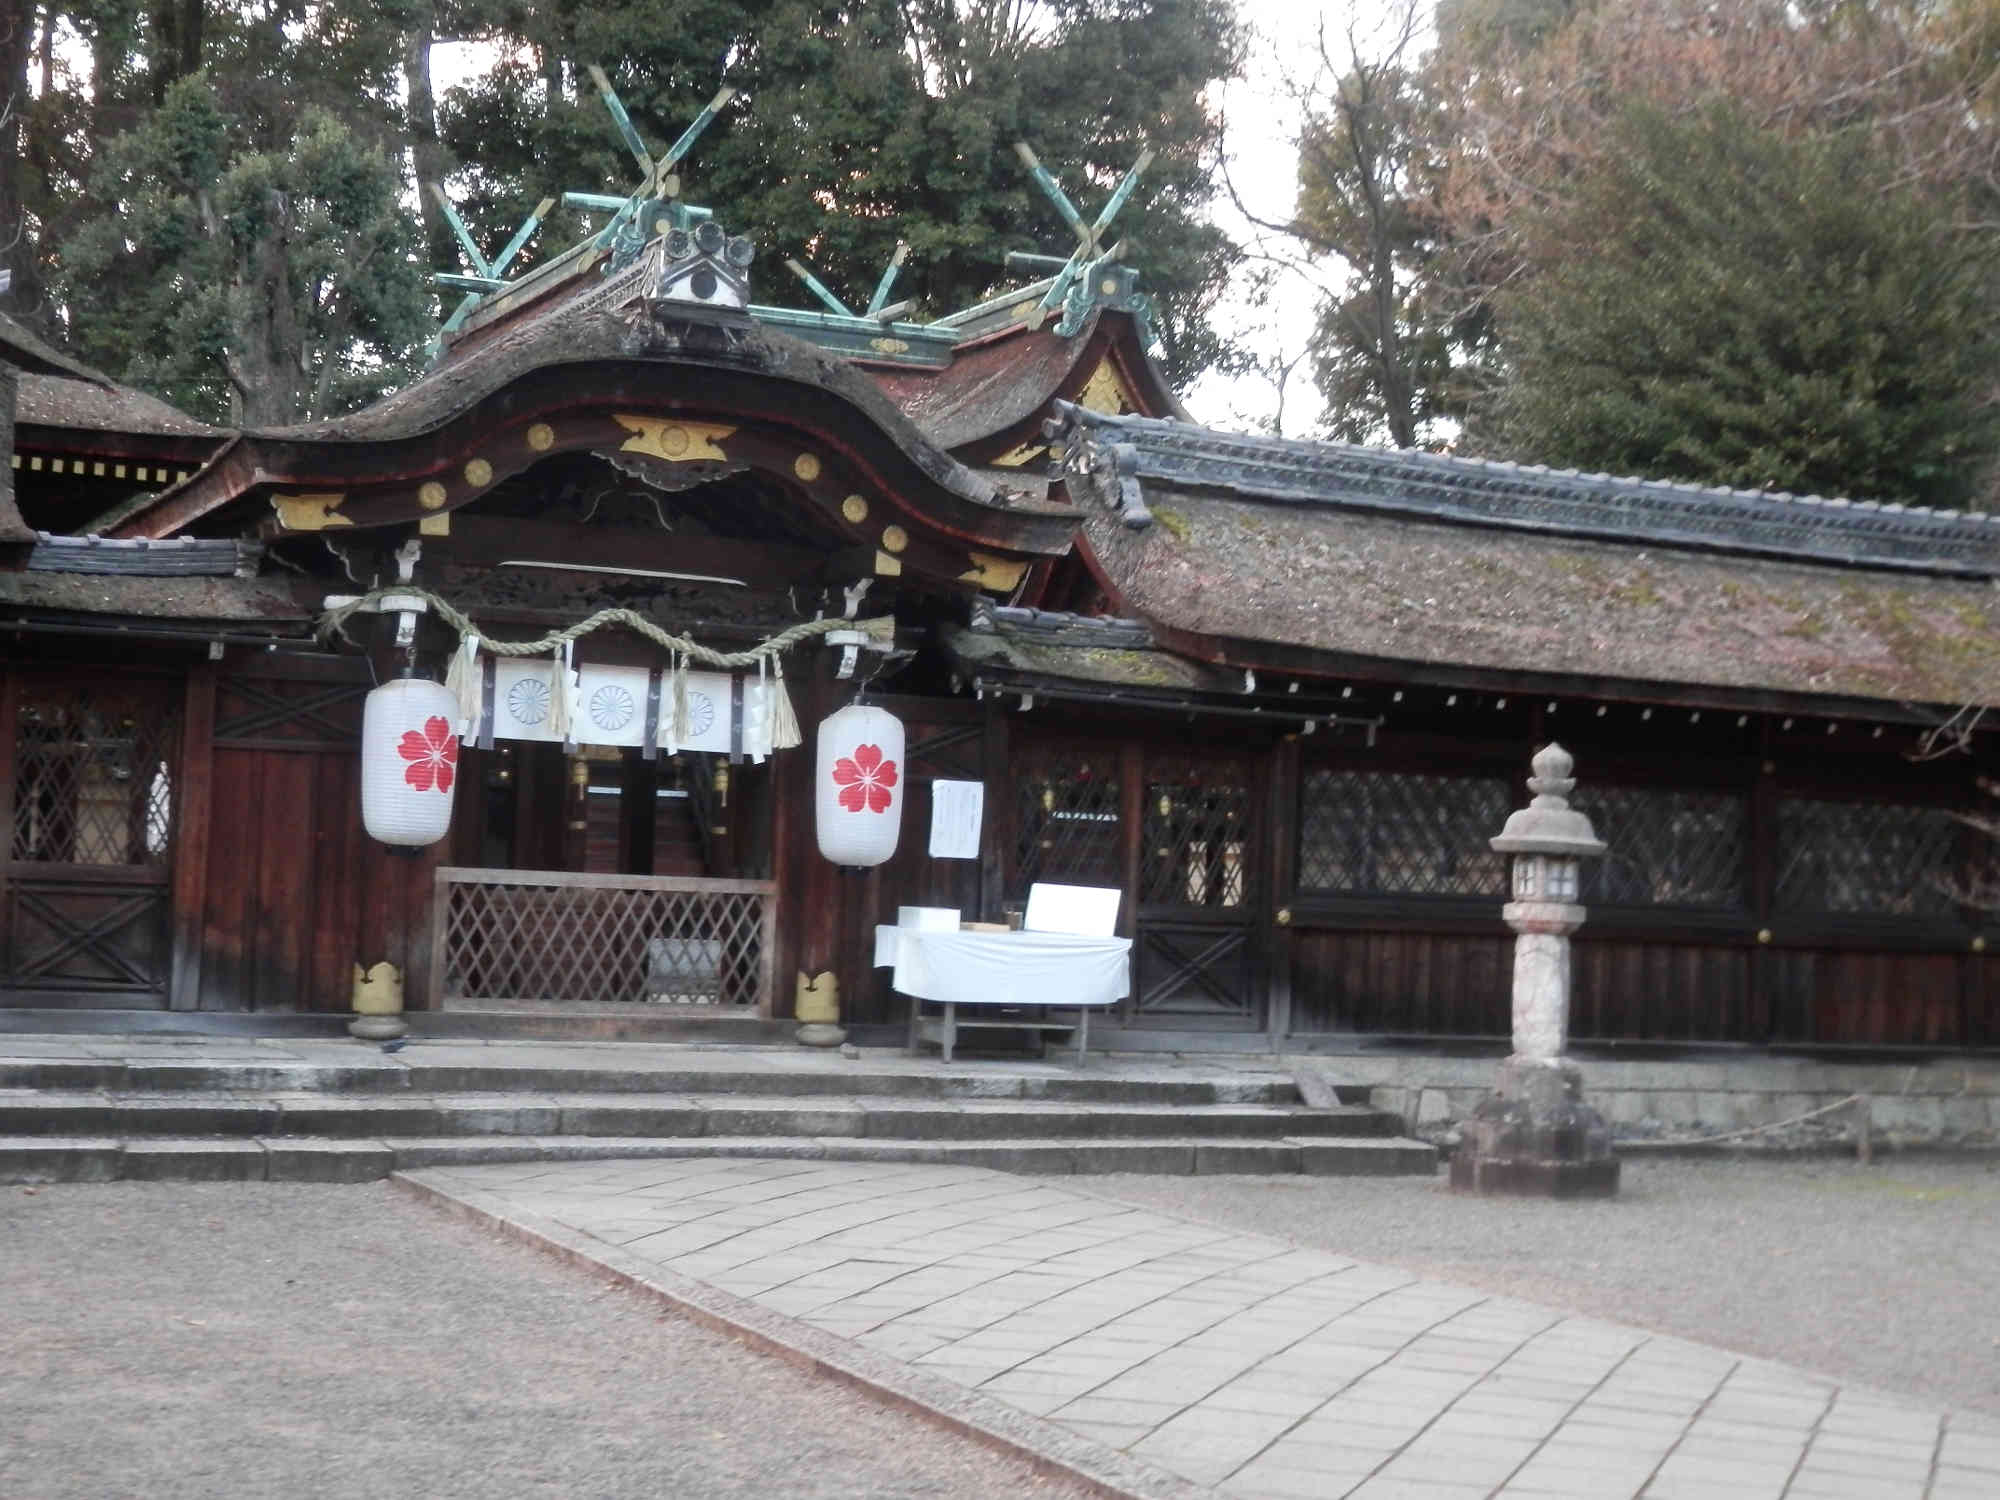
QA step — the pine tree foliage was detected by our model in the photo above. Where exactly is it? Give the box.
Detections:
[1482,101,2000,505]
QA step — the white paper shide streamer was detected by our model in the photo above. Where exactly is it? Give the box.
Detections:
[815,704,903,867]
[361,678,459,847]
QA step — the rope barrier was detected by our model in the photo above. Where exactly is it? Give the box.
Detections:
[1654,1092,1864,1148]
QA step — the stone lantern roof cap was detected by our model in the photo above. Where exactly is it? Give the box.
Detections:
[1489,743,1607,858]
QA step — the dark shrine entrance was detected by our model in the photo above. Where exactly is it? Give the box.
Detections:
[457,743,768,881]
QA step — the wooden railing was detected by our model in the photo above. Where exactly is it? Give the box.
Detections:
[430,867,776,1013]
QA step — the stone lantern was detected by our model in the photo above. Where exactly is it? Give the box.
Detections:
[1451,743,1621,1197]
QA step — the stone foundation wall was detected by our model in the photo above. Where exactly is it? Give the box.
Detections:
[1328,1056,2000,1149]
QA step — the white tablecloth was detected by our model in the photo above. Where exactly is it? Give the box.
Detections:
[873,926,1130,1009]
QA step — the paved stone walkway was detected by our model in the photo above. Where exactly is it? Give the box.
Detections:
[405,1157,2000,1500]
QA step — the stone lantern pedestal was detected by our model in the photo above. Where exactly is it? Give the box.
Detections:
[1450,744,1620,1198]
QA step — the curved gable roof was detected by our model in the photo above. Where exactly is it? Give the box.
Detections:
[106,272,1079,567]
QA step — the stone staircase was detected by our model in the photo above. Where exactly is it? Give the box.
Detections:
[0,1049,1438,1184]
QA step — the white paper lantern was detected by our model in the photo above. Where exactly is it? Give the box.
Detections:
[361,678,460,848]
[815,704,904,866]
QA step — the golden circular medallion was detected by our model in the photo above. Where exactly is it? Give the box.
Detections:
[881,525,908,554]
[463,458,493,487]
[794,452,822,482]
[418,481,447,511]
[841,495,868,524]
[526,423,555,452]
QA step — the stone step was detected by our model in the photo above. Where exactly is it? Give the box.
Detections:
[0,1091,1397,1143]
[0,1134,1437,1184]
[0,1058,1315,1107]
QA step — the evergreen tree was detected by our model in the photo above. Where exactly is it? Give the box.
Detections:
[60,72,431,425]
[1476,101,2000,505]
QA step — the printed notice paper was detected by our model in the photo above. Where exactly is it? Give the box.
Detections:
[928,779,984,859]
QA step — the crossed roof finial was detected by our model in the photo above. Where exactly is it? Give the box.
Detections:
[784,241,913,326]
[427,68,737,346]
[1011,142,1153,332]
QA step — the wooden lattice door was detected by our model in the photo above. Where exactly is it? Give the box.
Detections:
[1132,750,1261,1027]
[1010,742,1126,899]
[1008,740,1263,1029]
[2,671,181,1007]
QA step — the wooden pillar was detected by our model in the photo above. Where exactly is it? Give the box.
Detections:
[979,700,1009,922]
[1749,728,1778,1041]
[0,666,16,988]
[845,862,880,1025]
[560,753,589,871]
[449,745,488,869]
[168,663,217,1011]
[400,837,446,1010]
[707,758,737,879]
[1118,742,1144,1020]
[1264,733,1301,1045]
[1119,743,1144,939]
[781,653,844,1019]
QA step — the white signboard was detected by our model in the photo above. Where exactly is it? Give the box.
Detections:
[928,778,984,860]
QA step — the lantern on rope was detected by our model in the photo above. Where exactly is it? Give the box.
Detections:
[361,677,460,848]
[815,703,903,867]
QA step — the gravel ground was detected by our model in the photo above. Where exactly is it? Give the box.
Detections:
[1075,1154,2000,1418]
[0,1182,1096,1500]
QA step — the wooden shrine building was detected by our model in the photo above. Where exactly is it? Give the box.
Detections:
[6,180,2000,1057]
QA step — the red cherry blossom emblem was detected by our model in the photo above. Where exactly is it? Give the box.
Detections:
[397,715,459,793]
[830,743,898,813]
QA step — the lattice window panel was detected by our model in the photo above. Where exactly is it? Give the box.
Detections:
[1142,755,1251,908]
[12,684,179,867]
[1774,798,1960,917]
[1572,786,1748,909]
[1298,769,1512,898]
[1012,748,1122,899]
[442,881,771,1004]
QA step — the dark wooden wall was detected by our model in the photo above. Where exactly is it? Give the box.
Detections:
[8,643,1997,1049]
[193,654,439,1012]
[1280,720,2000,1050]
[1288,927,1995,1047]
